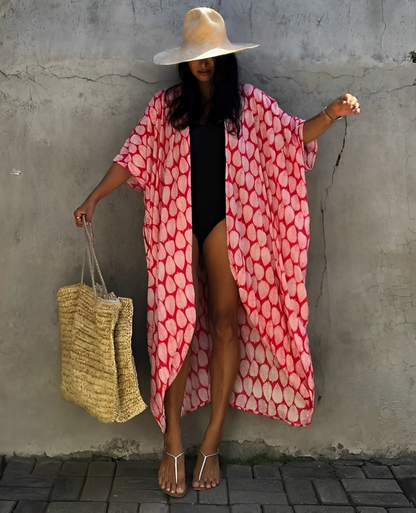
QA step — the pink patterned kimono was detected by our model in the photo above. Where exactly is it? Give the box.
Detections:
[114,84,317,431]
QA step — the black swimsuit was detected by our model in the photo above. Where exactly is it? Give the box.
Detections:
[190,122,226,249]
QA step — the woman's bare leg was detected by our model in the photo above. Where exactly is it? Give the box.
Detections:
[192,220,240,490]
[158,235,201,496]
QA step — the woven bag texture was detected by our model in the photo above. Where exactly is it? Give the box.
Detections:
[58,283,121,423]
[114,297,147,421]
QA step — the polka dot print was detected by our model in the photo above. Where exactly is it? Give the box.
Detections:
[114,84,317,431]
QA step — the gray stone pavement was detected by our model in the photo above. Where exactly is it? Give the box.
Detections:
[1,455,416,513]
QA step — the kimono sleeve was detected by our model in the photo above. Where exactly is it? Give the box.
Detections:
[113,92,162,192]
[268,95,317,171]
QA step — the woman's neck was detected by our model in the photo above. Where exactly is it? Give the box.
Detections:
[199,81,214,103]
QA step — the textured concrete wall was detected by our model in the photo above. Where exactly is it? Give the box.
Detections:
[1,0,416,458]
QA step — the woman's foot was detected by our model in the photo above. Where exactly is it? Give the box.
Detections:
[158,431,186,498]
[192,428,221,490]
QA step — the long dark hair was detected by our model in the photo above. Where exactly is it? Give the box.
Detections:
[165,53,242,136]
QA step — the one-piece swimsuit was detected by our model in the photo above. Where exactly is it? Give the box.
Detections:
[190,121,226,249]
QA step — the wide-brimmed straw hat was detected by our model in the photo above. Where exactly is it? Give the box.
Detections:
[153,7,259,65]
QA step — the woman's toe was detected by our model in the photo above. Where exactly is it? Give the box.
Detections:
[193,479,203,489]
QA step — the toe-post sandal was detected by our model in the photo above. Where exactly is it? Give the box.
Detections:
[162,449,186,498]
[193,448,220,490]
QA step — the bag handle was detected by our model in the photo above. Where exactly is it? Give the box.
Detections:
[80,225,93,288]
[80,218,109,298]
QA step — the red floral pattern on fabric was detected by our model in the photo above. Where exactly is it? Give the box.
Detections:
[114,84,317,431]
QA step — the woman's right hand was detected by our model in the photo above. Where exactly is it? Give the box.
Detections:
[73,197,97,227]
[72,163,131,227]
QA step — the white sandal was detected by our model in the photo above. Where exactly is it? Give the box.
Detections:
[161,449,186,498]
[193,449,220,490]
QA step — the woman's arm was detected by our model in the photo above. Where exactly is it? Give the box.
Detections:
[73,162,131,227]
[303,93,360,144]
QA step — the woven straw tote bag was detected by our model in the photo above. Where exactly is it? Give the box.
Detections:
[57,221,146,423]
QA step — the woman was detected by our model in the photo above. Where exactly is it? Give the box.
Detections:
[74,7,360,498]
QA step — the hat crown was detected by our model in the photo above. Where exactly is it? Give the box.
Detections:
[153,7,258,65]
[182,8,229,48]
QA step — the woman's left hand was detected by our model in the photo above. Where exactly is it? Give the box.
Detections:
[325,94,360,120]
[303,93,361,143]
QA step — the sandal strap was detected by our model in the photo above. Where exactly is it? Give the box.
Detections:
[163,449,185,485]
[197,448,219,482]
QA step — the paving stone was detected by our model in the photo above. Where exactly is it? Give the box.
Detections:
[59,462,88,477]
[285,461,332,468]
[0,473,54,488]
[80,476,113,501]
[226,465,253,478]
[108,504,139,513]
[228,477,284,492]
[356,508,387,513]
[363,465,394,479]
[110,478,167,504]
[0,459,6,479]
[88,461,116,477]
[3,459,35,476]
[198,480,228,505]
[253,464,283,479]
[65,458,92,463]
[231,504,262,513]
[313,479,350,505]
[333,466,366,479]
[342,479,402,493]
[5,457,416,513]
[284,478,319,505]
[46,503,108,513]
[13,500,48,512]
[139,505,169,513]
[116,461,159,478]
[171,506,230,512]
[294,508,355,513]
[0,487,50,501]
[229,489,288,505]
[397,478,416,505]
[378,458,416,466]
[0,501,16,513]
[262,507,294,513]
[112,476,159,491]
[349,493,411,507]
[391,467,416,480]
[50,476,85,501]
[111,475,164,502]
[333,460,364,466]
[32,460,63,478]
[386,509,416,512]
[282,466,337,480]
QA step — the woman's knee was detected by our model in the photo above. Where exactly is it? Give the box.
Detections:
[209,308,238,343]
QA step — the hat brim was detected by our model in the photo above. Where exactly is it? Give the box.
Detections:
[153,42,259,66]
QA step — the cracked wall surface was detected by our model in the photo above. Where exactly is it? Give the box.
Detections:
[1,0,416,457]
